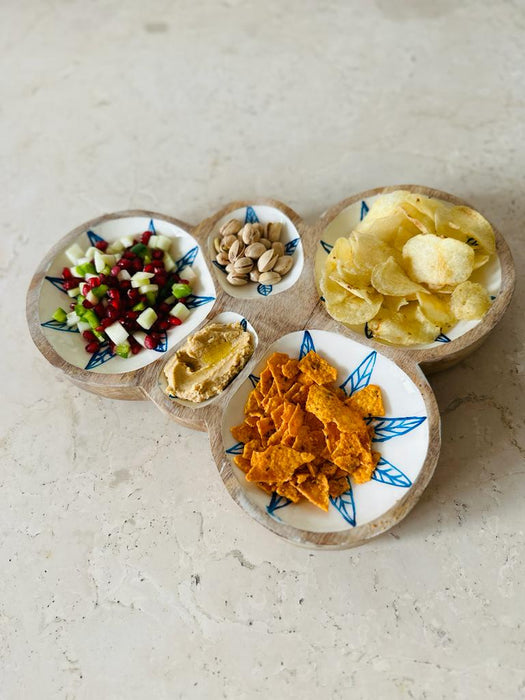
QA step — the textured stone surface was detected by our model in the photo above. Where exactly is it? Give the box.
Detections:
[2,1,524,697]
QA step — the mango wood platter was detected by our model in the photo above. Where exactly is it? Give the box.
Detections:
[26,185,515,548]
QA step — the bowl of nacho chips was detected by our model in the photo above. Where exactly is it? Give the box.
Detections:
[221,329,439,546]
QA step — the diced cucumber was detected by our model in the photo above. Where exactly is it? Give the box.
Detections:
[171,283,192,299]
[132,301,146,311]
[115,341,131,359]
[65,243,84,264]
[164,295,175,304]
[146,291,157,306]
[83,309,100,329]
[94,249,105,272]
[66,311,80,327]
[155,235,172,251]
[86,290,98,305]
[85,273,98,280]
[131,271,154,280]
[117,269,131,281]
[120,235,134,248]
[132,331,147,347]
[169,302,190,322]
[92,284,108,299]
[138,283,159,294]
[147,235,160,249]
[85,246,97,261]
[137,307,157,330]
[131,243,148,257]
[67,287,80,297]
[52,307,67,323]
[163,252,175,272]
[107,240,124,254]
[74,303,86,317]
[105,321,129,345]
[77,320,91,333]
[179,266,197,283]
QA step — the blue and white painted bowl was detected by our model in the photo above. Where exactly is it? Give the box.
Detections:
[37,213,216,374]
[222,329,438,540]
[209,204,303,299]
[315,193,503,349]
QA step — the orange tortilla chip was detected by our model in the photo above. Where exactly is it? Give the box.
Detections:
[295,473,330,511]
[231,421,259,444]
[244,389,262,414]
[247,445,315,483]
[259,367,273,395]
[233,455,251,473]
[298,350,338,385]
[328,475,350,498]
[257,417,275,444]
[306,385,366,434]
[276,481,302,503]
[281,359,300,379]
[345,385,385,418]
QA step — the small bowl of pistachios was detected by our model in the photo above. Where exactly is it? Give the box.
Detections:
[209,205,303,298]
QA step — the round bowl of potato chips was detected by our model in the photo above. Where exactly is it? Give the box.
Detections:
[315,186,515,371]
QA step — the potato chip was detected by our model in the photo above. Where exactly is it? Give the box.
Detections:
[450,281,491,320]
[435,205,496,254]
[399,201,436,235]
[323,284,383,325]
[295,473,330,511]
[246,445,315,483]
[298,350,337,385]
[329,273,376,302]
[367,302,440,346]
[353,209,408,244]
[345,384,385,418]
[402,234,475,288]
[354,190,413,228]
[416,291,456,329]
[371,256,424,296]
[350,232,396,273]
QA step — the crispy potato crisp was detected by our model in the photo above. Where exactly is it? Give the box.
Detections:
[321,192,495,345]
[231,350,383,510]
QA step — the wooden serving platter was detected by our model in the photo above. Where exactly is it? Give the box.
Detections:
[26,186,515,548]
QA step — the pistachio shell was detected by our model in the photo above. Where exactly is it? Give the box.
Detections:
[233,256,254,274]
[260,237,272,250]
[267,222,283,242]
[228,239,245,263]
[249,270,260,282]
[259,271,281,284]
[273,255,293,275]
[221,234,238,251]
[213,237,222,253]
[219,219,243,237]
[226,272,248,286]
[240,224,261,245]
[271,241,285,257]
[257,249,278,272]
[245,242,266,259]
[216,252,229,266]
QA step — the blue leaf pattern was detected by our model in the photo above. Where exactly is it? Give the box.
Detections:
[175,246,199,272]
[226,442,245,455]
[284,238,300,255]
[240,318,247,331]
[148,219,156,233]
[212,260,227,272]
[360,200,369,220]
[435,333,451,343]
[245,206,259,224]
[267,492,292,515]
[320,240,333,254]
[329,481,356,526]
[45,276,68,294]
[257,284,273,296]
[372,457,412,487]
[367,416,426,442]
[153,330,168,352]
[299,330,315,359]
[85,343,115,370]
[41,319,79,333]
[339,351,376,396]
[86,230,105,246]
[248,374,260,388]
[185,294,215,309]
[364,322,373,339]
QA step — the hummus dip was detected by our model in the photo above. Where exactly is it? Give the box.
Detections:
[164,321,254,402]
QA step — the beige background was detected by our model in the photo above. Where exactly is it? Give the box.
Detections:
[3,0,525,697]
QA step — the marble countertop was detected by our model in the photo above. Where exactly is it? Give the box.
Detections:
[3,1,524,697]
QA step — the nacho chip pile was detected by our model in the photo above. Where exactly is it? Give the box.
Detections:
[321,191,494,346]
[230,350,385,512]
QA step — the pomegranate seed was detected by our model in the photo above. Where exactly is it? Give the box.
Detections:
[141,231,152,245]
[89,277,100,289]
[132,260,142,272]
[95,325,104,333]
[125,310,139,320]
[158,320,169,330]
[85,341,99,353]
[62,267,72,279]
[95,240,108,251]
[101,318,112,328]
[83,330,96,341]
[110,265,120,276]
[98,274,108,284]
[110,299,120,310]
[152,250,163,260]
[179,279,189,285]
[69,302,76,310]
[144,335,158,350]
[62,280,75,290]
[107,288,119,300]
[144,263,155,273]
[120,280,131,290]
[159,303,170,313]
[156,275,167,287]
[106,307,118,321]
[94,303,105,316]
[130,344,141,355]
[178,297,187,304]
[169,316,182,326]
[123,250,134,259]
[82,299,94,309]
[127,288,139,302]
